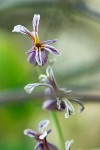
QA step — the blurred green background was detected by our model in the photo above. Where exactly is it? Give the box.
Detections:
[0,0,100,150]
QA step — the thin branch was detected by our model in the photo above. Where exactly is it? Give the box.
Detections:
[0,88,100,105]
[0,88,44,105]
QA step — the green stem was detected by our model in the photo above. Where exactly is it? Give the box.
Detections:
[49,111,65,150]
[36,66,42,76]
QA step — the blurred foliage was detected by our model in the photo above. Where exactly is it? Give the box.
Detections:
[0,0,100,150]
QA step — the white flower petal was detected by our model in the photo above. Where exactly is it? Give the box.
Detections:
[33,14,40,33]
[65,140,74,150]
[65,99,75,119]
[46,66,52,77]
[65,111,70,119]
[41,39,57,45]
[57,99,61,110]
[27,51,37,65]
[44,44,60,55]
[35,50,42,66]
[39,74,47,81]
[66,99,75,114]
[24,83,41,93]
[12,25,31,35]
[24,129,36,137]
[39,120,50,133]
[39,131,47,140]
[24,83,50,94]
[46,66,55,81]
[41,50,48,65]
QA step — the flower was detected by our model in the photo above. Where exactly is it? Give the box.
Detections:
[24,66,84,118]
[12,14,60,66]
[24,120,58,150]
[65,140,74,150]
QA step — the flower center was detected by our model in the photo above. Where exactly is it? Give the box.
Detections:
[35,35,40,44]
[34,35,43,51]
[60,101,66,110]
[35,43,41,48]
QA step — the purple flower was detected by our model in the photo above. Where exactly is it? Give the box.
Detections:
[24,66,84,118]
[12,14,60,66]
[24,120,58,150]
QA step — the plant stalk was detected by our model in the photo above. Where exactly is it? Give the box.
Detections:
[49,111,65,150]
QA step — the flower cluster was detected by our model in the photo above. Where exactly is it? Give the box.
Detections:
[24,119,73,150]
[13,14,84,150]
[24,65,84,119]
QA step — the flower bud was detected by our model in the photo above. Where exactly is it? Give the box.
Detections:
[42,99,57,110]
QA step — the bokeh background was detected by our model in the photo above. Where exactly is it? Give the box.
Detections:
[0,0,100,150]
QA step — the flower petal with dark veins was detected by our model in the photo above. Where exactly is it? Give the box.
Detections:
[24,129,36,137]
[44,45,60,55]
[41,39,57,45]
[32,14,40,33]
[39,120,50,133]
[41,50,48,65]
[24,83,42,93]
[27,51,37,64]
[36,49,42,66]
[12,25,31,35]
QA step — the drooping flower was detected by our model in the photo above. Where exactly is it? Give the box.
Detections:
[65,140,74,150]
[24,120,58,150]
[12,14,60,66]
[24,66,84,118]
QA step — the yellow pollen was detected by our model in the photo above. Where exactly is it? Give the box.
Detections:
[34,35,43,51]
[34,35,40,44]
[35,43,41,48]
